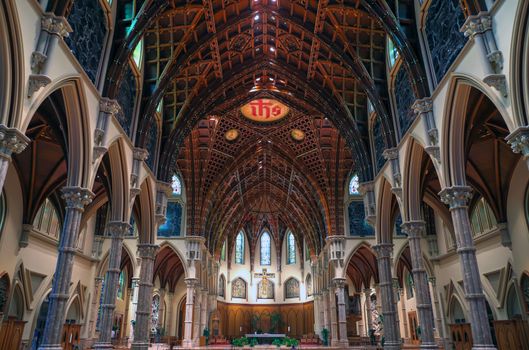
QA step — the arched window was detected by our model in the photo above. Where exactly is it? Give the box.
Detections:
[349,174,360,195]
[286,231,296,265]
[171,174,182,196]
[260,232,271,265]
[470,196,497,237]
[220,241,226,261]
[387,38,399,68]
[235,231,245,264]
[117,270,126,300]
[218,275,226,298]
[132,41,143,70]
[151,294,160,333]
[33,198,61,240]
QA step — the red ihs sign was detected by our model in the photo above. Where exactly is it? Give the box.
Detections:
[241,99,289,122]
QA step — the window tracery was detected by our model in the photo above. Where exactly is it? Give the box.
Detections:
[286,231,296,264]
[235,231,245,264]
[349,174,360,195]
[33,198,61,240]
[260,231,271,265]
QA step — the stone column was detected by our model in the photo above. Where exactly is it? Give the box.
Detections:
[193,288,201,344]
[131,244,159,350]
[401,221,438,349]
[439,187,497,350]
[329,287,339,346]
[333,279,349,347]
[183,278,197,348]
[90,277,104,338]
[94,222,131,349]
[130,278,140,341]
[363,289,373,335]
[398,288,408,339]
[0,126,29,192]
[158,288,166,332]
[38,187,93,350]
[200,289,208,335]
[373,243,401,350]
[166,292,175,336]
[322,289,330,333]
[313,293,321,335]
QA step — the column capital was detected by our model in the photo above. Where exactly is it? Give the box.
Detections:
[439,186,473,209]
[506,126,529,158]
[99,97,121,116]
[373,243,393,258]
[400,220,426,239]
[412,97,433,115]
[133,147,149,161]
[61,187,94,210]
[137,244,159,260]
[461,11,492,38]
[106,221,131,238]
[363,288,372,295]
[184,278,198,288]
[333,278,346,289]
[382,147,399,161]
[41,12,72,37]
[0,125,30,159]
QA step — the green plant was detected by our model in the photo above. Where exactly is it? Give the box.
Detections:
[249,337,259,347]
[283,337,299,347]
[272,338,283,347]
[321,328,329,346]
[232,336,250,347]
[270,312,283,333]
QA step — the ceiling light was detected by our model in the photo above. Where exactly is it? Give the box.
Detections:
[270,47,275,52]
[254,14,260,20]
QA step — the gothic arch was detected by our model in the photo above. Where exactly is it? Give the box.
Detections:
[510,0,529,126]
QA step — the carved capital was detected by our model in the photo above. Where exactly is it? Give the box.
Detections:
[27,74,51,98]
[400,220,426,239]
[412,97,433,115]
[358,181,374,196]
[372,243,393,259]
[30,52,47,74]
[41,12,72,37]
[138,243,159,260]
[333,278,346,290]
[133,148,149,161]
[186,236,205,262]
[99,98,121,116]
[439,186,473,209]
[506,126,529,157]
[0,125,30,159]
[382,147,399,161]
[61,187,94,210]
[483,74,507,97]
[106,221,131,239]
[185,278,198,288]
[461,12,492,38]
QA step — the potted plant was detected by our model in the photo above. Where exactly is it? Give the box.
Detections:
[203,327,210,345]
[321,328,329,346]
[249,337,258,347]
[272,338,283,348]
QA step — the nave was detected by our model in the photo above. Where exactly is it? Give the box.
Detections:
[1,0,529,350]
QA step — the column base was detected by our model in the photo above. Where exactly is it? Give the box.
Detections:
[337,339,349,348]
[37,346,63,350]
[182,339,194,348]
[130,341,150,350]
[92,342,114,350]
[383,341,402,350]
[419,343,439,350]
[472,346,497,350]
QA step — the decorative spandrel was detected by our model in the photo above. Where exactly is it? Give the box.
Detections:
[232,278,247,299]
[241,99,289,123]
[285,278,300,299]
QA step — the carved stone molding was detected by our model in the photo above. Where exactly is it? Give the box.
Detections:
[106,221,132,239]
[483,74,507,97]
[506,126,529,160]
[0,125,30,159]
[27,74,51,98]
[61,187,94,210]
[372,243,393,259]
[439,186,473,210]
[138,244,159,260]
[400,220,426,239]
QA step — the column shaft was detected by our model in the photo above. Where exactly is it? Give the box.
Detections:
[322,290,330,333]
[329,288,338,346]
[200,289,208,335]
[94,222,130,349]
[38,188,93,350]
[374,243,401,350]
[334,279,349,347]
[402,221,438,349]
[131,244,159,350]
[440,187,497,350]
[166,293,175,336]
[182,279,197,348]
[364,289,373,336]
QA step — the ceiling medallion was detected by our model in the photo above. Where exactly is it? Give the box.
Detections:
[291,129,305,141]
[240,99,289,123]
[225,129,239,141]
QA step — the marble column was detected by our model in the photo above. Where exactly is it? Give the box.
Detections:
[373,243,401,350]
[200,289,208,335]
[131,244,159,350]
[130,278,140,341]
[398,288,408,339]
[166,292,175,336]
[322,289,331,333]
[334,279,349,347]
[0,126,29,193]
[363,289,373,335]
[401,221,438,349]
[193,288,201,344]
[329,287,339,346]
[158,288,166,332]
[317,293,325,336]
[439,187,497,350]
[90,277,104,338]
[183,278,197,348]
[313,293,321,335]
[38,187,93,350]
[94,222,131,349]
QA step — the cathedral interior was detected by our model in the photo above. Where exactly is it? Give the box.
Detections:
[1,0,529,349]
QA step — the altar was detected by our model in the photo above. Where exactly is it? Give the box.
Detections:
[245,333,286,344]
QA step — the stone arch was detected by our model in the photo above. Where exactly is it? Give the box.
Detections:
[375,178,398,243]
[442,75,515,186]
[135,177,156,243]
[65,294,82,323]
[342,242,378,290]
[448,294,468,324]
[0,0,24,127]
[7,281,24,320]
[510,0,529,126]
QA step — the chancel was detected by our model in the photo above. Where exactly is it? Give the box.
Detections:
[1,1,529,350]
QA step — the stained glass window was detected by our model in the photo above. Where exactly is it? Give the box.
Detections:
[235,231,245,264]
[151,294,160,333]
[171,174,182,195]
[33,198,61,240]
[388,38,399,67]
[221,241,226,261]
[287,231,296,264]
[117,271,125,299]
[349,174,360,195]
[132,39,143,69]
[260,232,271,265]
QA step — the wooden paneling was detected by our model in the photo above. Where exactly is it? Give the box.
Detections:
[449,324,472,350]
[494,319,529,350]
[216,301,314,339]
[0,319,25,350]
